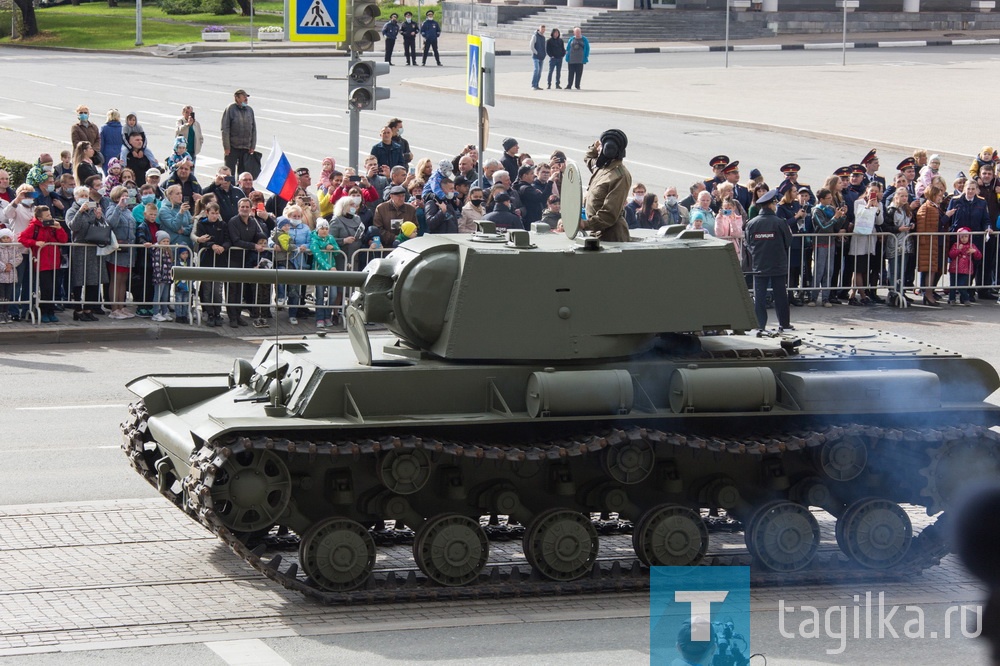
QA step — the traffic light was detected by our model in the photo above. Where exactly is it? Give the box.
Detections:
[348,60,390,111]
[348,0,380,53]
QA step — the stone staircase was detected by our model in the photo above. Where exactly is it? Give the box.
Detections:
[481,7,773,44]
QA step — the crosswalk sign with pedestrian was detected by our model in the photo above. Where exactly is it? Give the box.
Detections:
[466,35,482,106]
[289,0,345,41]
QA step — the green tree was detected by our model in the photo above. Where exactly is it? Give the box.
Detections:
[12,0,39,37]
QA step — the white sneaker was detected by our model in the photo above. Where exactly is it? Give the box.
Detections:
[316,320,326,329]
[163,314,173,321]
[277,298,287,306]
[151,314,166,322]
[806,301,816,307]
[109,310,126,320]
[289,317,298,325]
[120,309,136,319]
[823,301,833,308]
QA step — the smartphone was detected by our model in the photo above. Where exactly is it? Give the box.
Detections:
[408,166,416,175]
[349,175,361,183]
[256,203,266,212]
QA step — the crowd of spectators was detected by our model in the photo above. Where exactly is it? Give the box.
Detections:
[1,90,997,327]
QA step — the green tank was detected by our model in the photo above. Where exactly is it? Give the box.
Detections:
[121,218,1000,601]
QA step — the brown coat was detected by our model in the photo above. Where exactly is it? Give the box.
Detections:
[583,145,632,242]
[372,200,417,247]
[71,121,99,152]
[915,201,940,273]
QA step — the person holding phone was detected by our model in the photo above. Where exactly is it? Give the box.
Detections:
[66,179,110,321]
[157,184,194,248]
[846,183,883,306]
[175,106,203,165]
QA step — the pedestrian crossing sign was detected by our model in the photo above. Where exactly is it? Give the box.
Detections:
[289,0,345,42]
[466,35,482,106]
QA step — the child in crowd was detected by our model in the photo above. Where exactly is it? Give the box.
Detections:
[948,227,982,306]
[104,157,124,191]
[173,246,191,324]
[310,219,341,328]
[0,228,23,323]
[17,206,67,323]
[393,221,418,247]
[165,138,192,173]
[54,150,73,178]
[133,203,160,317]
[151,230,174,322]
[123,112,146,147]
[319,157,336,190]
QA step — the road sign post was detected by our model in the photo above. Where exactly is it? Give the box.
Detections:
[289,0,346,42]
[468,35,495,185]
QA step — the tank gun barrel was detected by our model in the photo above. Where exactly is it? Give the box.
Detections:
[172,266,368,288]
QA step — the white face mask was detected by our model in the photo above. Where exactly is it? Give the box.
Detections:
[633,194,644,203]
[348,205,357,215]
[665,196,678,206]
[350,195,363,205]
[446,191,455,199]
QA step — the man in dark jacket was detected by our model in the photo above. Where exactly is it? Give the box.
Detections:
[400,12,419,66]
[483,192,521,232]
[162,161,203,207]
[746,189,793,333]
[382,13,399,65]
[420,10,441,66]
[226,198,266,327]
[371,127,406,170]
[946,179,992,297]
[203,167,242,222]
[424,179,461,233]
[514,165,550,227]
[194,204,230,327]
[221,89,257,177]
[500,138,519,179]
[530,25,546,90]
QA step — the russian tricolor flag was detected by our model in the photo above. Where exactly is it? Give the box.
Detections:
[257,138,298,200]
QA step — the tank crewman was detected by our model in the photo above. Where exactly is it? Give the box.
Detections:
[703,155,729,195]
[745,189,793,334]
[582,129,632,242]
[861,149,885,189]
[780,163,813,204]
[721,160,751,211]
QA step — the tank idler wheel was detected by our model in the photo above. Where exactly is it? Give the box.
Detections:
[839,498,912,569]
[413,514,490,586]
[633,504,709,567]
[604,438,655,485]
[210,448,292,533]
[745,500,820,572]
[379,449,432,495]
[299,518,376,592]
[523,508,599,582]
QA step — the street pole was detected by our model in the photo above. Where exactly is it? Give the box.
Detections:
[349,53,360,170]
[135,0,143,46]
[724,0,730,69]
[250,0,255,53]
[842,1,847,66]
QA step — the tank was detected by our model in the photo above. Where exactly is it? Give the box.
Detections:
[121,192,1000,602]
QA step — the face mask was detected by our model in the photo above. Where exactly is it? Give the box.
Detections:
[46,183,55,193]
[633,194,644,203]
[446,191,455,199]
[141,194,155,204]
[348,205,357,215]
[43,165,54,174]
[406,17,412,22]
[397,128,404,136]
[241,102,249,109]
[350,195,362,205]
[127,188,137,197]
[471,199,483,206]
[78,113,88,122]
[666,196,678,206]
[21,200,33,207]
[75,197,89,206]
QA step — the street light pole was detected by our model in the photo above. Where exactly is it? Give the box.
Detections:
[842,1,847,66]
[725,0,730,69]
[135,0,143,46]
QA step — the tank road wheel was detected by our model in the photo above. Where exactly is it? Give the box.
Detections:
[633,505,709,567]
[819,435,868,482]
[604,438,655,485]
[523,509,599,582]
[379,449,432,495]
[745,500,820,572]
[299,518,376,592]
[413,514,490,586]
[839,499,912,569]
[210,449,291,533]
[920,434,1000,514]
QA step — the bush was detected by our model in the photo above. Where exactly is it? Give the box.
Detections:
[201,0,236,15]
[159,0,202,15]
[0,156,32,188]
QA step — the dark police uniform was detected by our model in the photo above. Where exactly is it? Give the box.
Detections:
[399,16,419,66]
[381,17,399,65]
[746,189,793,332]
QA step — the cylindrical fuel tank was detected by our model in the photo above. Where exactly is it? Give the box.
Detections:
[669,367,776,414]
[526,369,634,418]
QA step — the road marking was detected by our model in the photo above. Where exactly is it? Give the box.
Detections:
[302,124,348,135]
[6,445,122,453]
[205,639,291,665]
[27,80,56,87]
[16,404,127,411]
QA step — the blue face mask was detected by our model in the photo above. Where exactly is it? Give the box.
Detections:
[78,113,89,122]
[45,183,55,193]
[241,102,249,109]
[141,194,155,204]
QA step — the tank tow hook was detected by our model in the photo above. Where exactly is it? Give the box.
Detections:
[155,456,174,494]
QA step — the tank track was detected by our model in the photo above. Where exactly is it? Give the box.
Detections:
[122,402,966,605]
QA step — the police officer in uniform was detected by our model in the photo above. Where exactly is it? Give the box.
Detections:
[746,189,793,334]
[704,155,729,194]
[721,160,751,211]
[381,13,400,65]
[780,163,813,204]
[399,11,419,66]
[861,149,885,189]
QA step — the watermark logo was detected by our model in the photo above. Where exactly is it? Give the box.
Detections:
[650,566,751,666]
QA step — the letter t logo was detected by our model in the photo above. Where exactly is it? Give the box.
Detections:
[674,591,729,640]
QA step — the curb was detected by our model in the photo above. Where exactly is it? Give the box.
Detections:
[0,322,222,345]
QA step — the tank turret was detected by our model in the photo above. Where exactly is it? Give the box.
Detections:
[175,224,757,363]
